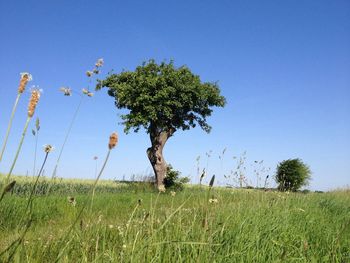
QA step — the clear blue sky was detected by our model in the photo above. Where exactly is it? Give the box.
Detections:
[0,0,349,190]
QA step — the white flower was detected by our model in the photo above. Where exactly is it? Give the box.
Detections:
[209,198,218,204]
[59,87,72,96]
[158,185,166,193]
[95,58,104,67]
[170,191,176,197]
[43,144,54,153]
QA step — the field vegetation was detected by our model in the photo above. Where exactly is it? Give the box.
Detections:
[0,176,349,262]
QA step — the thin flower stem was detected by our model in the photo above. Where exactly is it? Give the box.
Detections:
[51,95,84,178]
[24,152,49,214]
[5,116,31,184]
[33,130,39,176]
[0,93,22,162]
[91,149,111,211]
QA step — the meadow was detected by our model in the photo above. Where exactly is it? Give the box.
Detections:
[0,176,349,262]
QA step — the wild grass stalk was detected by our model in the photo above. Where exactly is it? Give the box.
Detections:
[51,94,84,179]
[51,58,103,179]
[24,145,53,213]
[90,132,118,210]
[0,89,41,202]
[32,117,40,176]
[0,73,32,163]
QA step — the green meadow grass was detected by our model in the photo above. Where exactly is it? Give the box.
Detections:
[0,176,349,262]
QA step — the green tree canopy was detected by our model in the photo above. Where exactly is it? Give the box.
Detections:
[275,158,311,191]
[96,60,226,134]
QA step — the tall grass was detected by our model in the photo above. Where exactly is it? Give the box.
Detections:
[0,182,349,262]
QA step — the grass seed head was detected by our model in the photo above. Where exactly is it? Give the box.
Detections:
[43,144,54,153]
[108,132,118,149]
[18,72,32,93]
[209,174,215,188]
[95,58,104,67]
[28,89,41,117]
[60,87,72,96]
[4,180,16,193]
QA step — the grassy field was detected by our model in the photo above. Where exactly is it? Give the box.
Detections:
[0,176,349,262]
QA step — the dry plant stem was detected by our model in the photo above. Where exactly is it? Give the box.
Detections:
[51,95,84,179]
[0,93,22,162]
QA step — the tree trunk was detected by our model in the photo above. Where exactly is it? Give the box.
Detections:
[147,125,175,190]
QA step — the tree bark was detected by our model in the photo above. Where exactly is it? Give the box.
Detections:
[147,124,175,190]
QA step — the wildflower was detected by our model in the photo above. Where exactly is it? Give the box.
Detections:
[108,224,114,229]
[59,87,72,96]
[43,144,54,153]
[28,88,41,117]
[209,198,218,204]
[108,132,118,149]
[93,68,100,74]
[95,58,104,67]
[170,191,176,197]
[87,92,94,97]
[67,196,76,206]
[158,184,166,193]
[82,88,89,94]
[122,244,127,249]
[18,72,32,93]
[86,71,93,77]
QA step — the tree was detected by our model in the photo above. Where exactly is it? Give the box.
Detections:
[96,60,226,189]
[275,158,311,191]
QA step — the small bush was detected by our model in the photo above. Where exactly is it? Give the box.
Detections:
[275,158,311,192]
[163,165,189,191]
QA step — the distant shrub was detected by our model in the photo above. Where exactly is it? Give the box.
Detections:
[275,158,311,192]
[163,165,189,191]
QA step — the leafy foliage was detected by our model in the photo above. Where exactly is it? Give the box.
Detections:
[96,59,226,134]
[163,165,189,191]
[275,158,311,191]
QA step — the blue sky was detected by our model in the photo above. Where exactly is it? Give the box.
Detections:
[0,0,349,190]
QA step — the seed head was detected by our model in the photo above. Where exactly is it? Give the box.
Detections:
[209,174,215,188]
[18,72,32,93]
[108,132,118,149]
[4,180,16,193]
[87,92,94,97]
[28,89,41,117]
[60,87,72,96]
[86,71,93,77]
[82,88,89,95]
[43,144,54,153]
[95,58,104,67]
